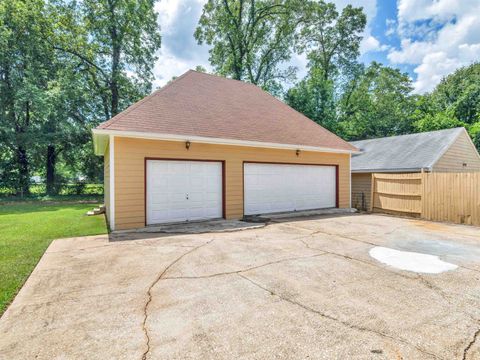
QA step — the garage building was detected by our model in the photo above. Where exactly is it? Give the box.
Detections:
[92,70,358,230]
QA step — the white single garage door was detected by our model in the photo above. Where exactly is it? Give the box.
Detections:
[244,163,336,215]
[146,160,223,225]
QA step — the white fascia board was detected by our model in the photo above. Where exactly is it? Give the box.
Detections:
[349,153,352,208]
[91,129,359,155]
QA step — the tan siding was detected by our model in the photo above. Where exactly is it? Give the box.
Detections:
[433,132,480,171]
[351,173,371,211]
[113,137,351,230]
[104,145,111,226]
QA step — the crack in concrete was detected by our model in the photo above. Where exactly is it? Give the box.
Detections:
[274,221,379,247]
[140,239,214,360]
[163,252,328,280]
[457,265,480,274]
[463,327,480,360]
[237,273,444,360]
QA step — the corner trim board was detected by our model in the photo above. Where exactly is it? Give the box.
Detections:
[109,135,115,231]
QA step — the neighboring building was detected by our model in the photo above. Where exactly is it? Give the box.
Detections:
[350,127,480,211]
[92,70,358,231]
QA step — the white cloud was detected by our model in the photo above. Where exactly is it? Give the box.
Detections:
[398,0,458,23]
[360,35,389,53]
[385,18,396,36]
[389,0,480,93]
[153,0,210,88]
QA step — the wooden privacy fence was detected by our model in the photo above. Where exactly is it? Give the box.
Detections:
[371,172,480,226]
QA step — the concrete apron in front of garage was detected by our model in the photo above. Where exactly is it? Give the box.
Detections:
[113,207,358,235]
[1,214,480,360]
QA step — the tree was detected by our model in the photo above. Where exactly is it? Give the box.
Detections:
[337,62,416,140]
[194,65,207,73]
[286,1,366,131]
[296,1,366,81]
[40,0,162,193]
[195,0,299,93]
[284,67,337,130]
[412,63,480,150]
[0,0,53,195]
[0,0,162,196]
[429,63,480,125]
[51,0,162,120]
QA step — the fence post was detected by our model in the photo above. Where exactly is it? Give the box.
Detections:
[420,169,425,219]
[370,173,375,212]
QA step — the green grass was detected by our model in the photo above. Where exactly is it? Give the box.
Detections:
[0,202,108,315]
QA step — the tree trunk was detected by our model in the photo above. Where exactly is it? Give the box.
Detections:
[109,0,120,117]
[46,145,56,195]
[17,145,29,197]
[16,101,30,196]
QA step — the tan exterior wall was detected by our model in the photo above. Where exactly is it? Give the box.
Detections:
[104,144,111,226]
[112,137,351,230]
[433,132,480,172]
[351,173,371,211]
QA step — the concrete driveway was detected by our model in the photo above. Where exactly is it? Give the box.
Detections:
[1,214,479,360]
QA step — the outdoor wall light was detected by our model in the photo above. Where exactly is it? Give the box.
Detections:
[296,149,300,156]
[186,140,191,150]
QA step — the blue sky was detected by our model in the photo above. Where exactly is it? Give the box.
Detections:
[153,0,480,93]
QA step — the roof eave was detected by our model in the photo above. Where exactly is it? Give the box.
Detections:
[92,128,360,155]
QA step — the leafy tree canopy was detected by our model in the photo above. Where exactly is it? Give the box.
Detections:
[338,62,416,140]
[195,0,299,93]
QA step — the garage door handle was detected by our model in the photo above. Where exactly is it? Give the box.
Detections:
[186,194,189,200]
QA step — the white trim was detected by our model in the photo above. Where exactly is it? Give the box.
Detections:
[349,153,352,208]
[109,135,115,231]
[92,129,359,155]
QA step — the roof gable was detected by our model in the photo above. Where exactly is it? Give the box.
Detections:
[96,70,356,152]
[350,128,465,173]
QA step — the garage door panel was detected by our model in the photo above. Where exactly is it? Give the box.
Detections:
[147,160,223,225]
[244,163,336,215]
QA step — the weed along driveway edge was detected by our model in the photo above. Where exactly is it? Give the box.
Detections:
[1,213,479,359]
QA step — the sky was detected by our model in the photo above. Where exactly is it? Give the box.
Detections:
[152,0,480,94]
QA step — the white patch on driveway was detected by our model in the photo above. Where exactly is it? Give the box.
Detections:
[369,246,458,274]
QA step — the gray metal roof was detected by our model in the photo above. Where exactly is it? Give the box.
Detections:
[350,127,464,173]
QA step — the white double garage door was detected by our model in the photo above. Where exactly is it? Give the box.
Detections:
[146,160,336,225]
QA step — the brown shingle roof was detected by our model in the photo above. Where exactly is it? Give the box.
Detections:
[97,70,357,152]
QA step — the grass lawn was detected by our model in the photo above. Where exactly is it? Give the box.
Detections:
[0,201,107,315]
